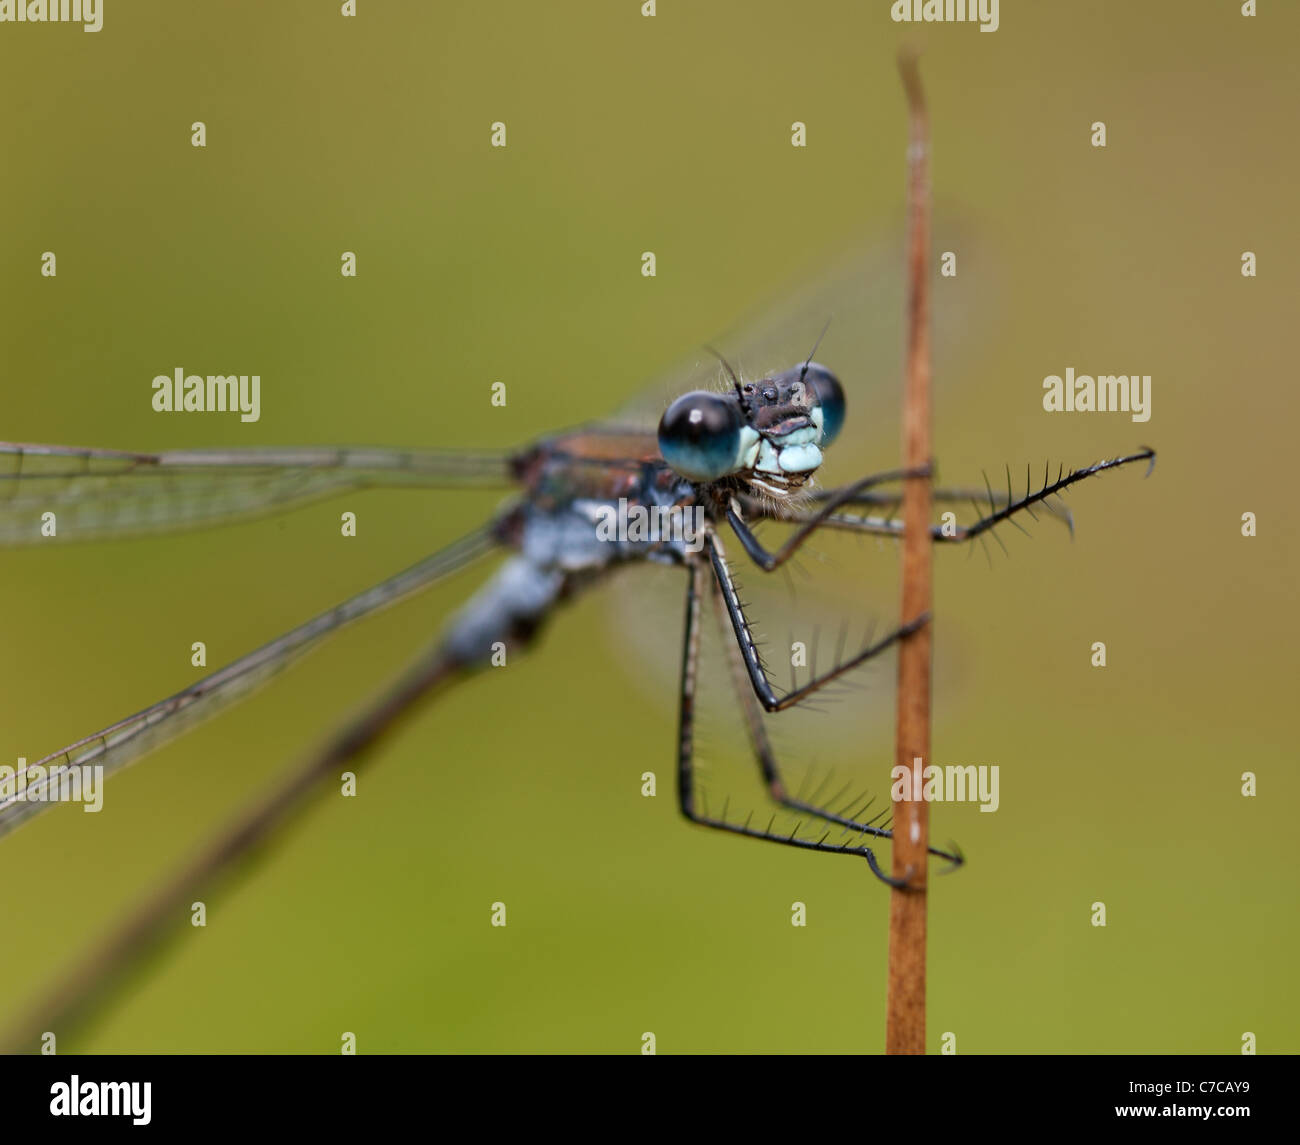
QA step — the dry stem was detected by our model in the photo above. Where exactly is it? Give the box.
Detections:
[885,51,933,1057]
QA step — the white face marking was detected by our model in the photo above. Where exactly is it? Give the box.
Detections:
[743,428,821,497]
[751,426,821,476]
[777,443,822,473]
[736,426,761,470]
[754,439,781,474]
[747,474,798,497]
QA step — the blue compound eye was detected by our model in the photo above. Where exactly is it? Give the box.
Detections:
[658,391,743,482]
[804,363,845,447]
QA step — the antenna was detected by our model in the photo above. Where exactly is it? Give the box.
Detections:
[703,344,747,409]
[799,317,833,384]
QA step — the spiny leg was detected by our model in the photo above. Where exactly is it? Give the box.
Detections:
[722,465,927,571]
[706,579,963,883]
[706,529,927,713]
[746,449,1154,545]
[789,476,1071,528]
[675,563,904,881]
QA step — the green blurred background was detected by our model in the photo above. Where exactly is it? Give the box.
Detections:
[1,1,1296,1053]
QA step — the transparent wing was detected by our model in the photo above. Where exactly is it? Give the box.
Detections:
[606,225,988,473]
[0,443,515,545]
[0,525,499,838]
[610,240,900,427]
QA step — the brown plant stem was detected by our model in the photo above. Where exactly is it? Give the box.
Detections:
[885,52,933,1057]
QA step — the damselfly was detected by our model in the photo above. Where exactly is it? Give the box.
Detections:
[0,378,1153,858]
[0,252,1153,1044]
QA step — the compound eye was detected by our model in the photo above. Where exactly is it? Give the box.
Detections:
[657,391,743,482]
[804,363,845,447]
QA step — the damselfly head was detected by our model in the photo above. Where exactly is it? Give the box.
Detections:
[656,362,845,496]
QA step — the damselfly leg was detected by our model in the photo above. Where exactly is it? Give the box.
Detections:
[708,574,963,884]
[675,564,957,887]
[708,528,929,714]
[750,449,1156,546]
[706,465,936,714]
